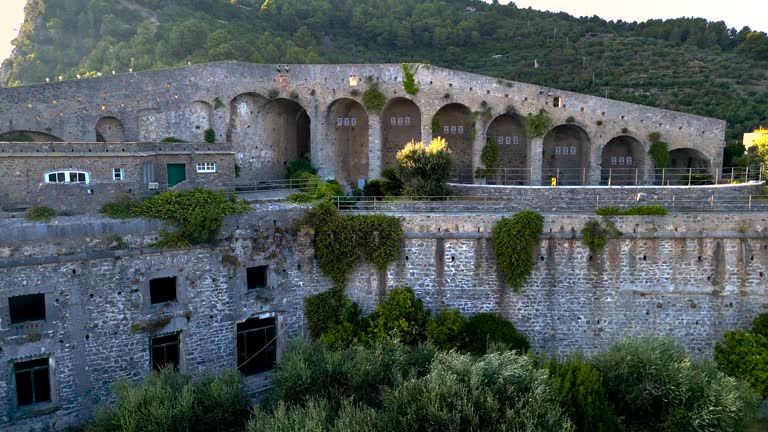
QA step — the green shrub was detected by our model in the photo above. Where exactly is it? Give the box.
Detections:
[382,351,574,432]
[545,356,620,432]
[526,109,552,138]
[25,206,56,221]
[715,330,768,398]
[492,210,544,291]
[161,137,188,143]
[752,313,768,337]
[85,368,249,432]
[286,159,316,179]
[305,287,347,339]
[287,173,343,204]
[426,308,468,351]
[362,179,384,197]
[621,205,667,215]
[594,337,760,432]
[480,136,499,169]
[362,87,387,113]
[396,137,454,197]
[133,188,250,246]
[648,133,671,168]
[96,130,106,143]
[204,128,216,143]
[402,63,419,95]
[101,196,138,219]
[463,313,529,355]
[249,399,384,432]
[365,287,430,346]
[581,220,608,252]
[595,206,620,216]
[380,167,404,196]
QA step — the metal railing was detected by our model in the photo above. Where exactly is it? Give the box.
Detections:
[333,194,768,214]
[453,166,765,186]
[221,177,314,194]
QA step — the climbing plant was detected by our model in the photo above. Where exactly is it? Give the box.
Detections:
[300,202,404,286]
[204,128,216,143]
[475,137,499,178]
[362,87,387,113]
[526,109,552,138]
[648,132,671,168]
[491,210,544,292]
[402,63,419,95]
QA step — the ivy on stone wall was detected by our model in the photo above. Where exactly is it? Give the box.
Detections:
[362,87,387,113]
[648,132,671,168]
[581,219,622,252]
[491,210,544,292]
[300,201,404,286]
[204,128,216,143]
[526,109,552,138]
[475,137,499,178]
[402,63,420,95]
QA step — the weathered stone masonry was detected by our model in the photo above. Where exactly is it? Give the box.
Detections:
[1,208,766,431]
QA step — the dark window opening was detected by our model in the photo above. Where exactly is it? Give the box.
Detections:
[247,266,268,290]
[151,333,180,371]
[236,317,276,376]
[149,277,177,304]
[15,358,51,408]
[9,293,46,325]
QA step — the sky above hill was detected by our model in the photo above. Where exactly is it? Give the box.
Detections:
[502,0,765,33]
[0,0,765,60]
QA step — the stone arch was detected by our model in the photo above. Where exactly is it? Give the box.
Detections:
[95,116,125,142]
[600,136,645,185]
[485,114,528,184]
[669,148,710,170]
[542,124,591,185]
[187,101,213,141]
[0,130,63,142]
[326,98,369,187]
[432,103,473,181]
[381,97,421,169]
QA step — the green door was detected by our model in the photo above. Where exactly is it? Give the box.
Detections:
[167,164,186,187]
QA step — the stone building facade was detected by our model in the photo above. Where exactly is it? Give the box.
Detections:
[0,62,726,210]
[0,205,765,431]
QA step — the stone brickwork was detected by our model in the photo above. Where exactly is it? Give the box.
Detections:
[0,62,726,203]
[1,207,766,430]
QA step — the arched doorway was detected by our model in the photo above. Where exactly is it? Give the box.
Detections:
[542,124,591,185]
[486,114,528,185]
[668,148,711,185]
[326,98,369,187]
[95,117,125,142]
[0,131,63,142]
[381,98,421,169]
[432,103,473,182]
[601,136,644,185]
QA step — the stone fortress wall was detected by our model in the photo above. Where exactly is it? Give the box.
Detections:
[0,207,765,431]
[0,62,726,208]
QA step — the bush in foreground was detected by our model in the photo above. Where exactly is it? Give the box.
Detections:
[25,206,56,221]
[715,329,768,398]
[463,312,530,355]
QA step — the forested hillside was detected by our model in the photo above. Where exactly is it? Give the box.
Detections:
[3,0,768,143]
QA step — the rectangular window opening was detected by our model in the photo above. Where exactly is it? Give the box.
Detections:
[113,168,124,181]
[337,117,343,126]
[196,162,217,173]
[14,358,51,408]
[457,126,464,134]
[627,157,633,165]
[149,277,177,304]
[512,136,519,145]
[9,293,46,325]
[247,266,268,290]
[236,317,277,376]
[505,136,512,145]
[151,333,180,371]
[553,96,562,107]
[555,147,561,155]
[611,157,618,165]
[570,146,576,155]
[404,116,410,126]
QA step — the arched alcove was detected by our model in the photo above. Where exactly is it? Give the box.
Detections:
[381,97,421,169]
[432,103,473,182]
[188,101,213,141]
[485,114,528,184]
[95,116,125,142]
[542,124,591,185]
[669,148,710,170]
[601,136,645,185]
[326,98,369,187]
[0,130,63,142]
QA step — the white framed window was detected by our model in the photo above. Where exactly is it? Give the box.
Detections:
[44,170,90,184]
[337,117,343,126]
[570,146,576,155]
[113,168,125,181]
[497,136,504,145]
[627,157,633,165]
[450,126,457,134]
[397,117,404,126]
[404,116,411,126]
[619,157,625,165]
[555,147,561,155]
[611,157,617,165]
[505,136,512,145]
[513,136,519,145]
[390,117,396,126]
[344,117,350,126]
[350,117,357,126]
[458,126,464,134]
[196,162,217,173]
[444,126,450,134]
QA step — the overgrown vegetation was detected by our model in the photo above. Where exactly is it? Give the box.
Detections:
[596,205,668,216]
[161,137,188,143]
[715,313,768,398]
[285,159,316,179]
[475,136,499,179]
[25,206,56,221]
[100,196,138,219]
[526,109,553,138]
[492,210,545,291]
[395,137,454,197]
[132,188,250,247]
[648,132,671,169]
[362,87,387,113]
[401,63,419,95]
[204,128,216,143]
[581,219,622,252]
[286,173,343,204]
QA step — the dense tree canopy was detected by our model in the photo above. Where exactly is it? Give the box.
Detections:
[3,0,768,141]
